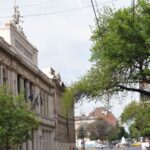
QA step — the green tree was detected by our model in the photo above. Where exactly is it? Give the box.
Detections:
[121,101,150,137]
[118,126,129,139]
[63,0,150,107]
[129,123,139,139]
[86,119,113,140]
[0,87,39,150]
[108,126,120,141]
[77,125,87,139]
[108,125,129,141]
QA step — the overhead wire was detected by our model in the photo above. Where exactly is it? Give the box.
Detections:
[0,0,54,11]
[21,0,119,18]
[0,0,118,19]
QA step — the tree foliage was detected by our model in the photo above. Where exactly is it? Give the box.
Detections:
[63,0,150,108]
[129,123,139,139]
[108,126,129,141]
[77,125,87,139]
[86,119,113,140]
[0,87,39,150]
[121,101,150,137]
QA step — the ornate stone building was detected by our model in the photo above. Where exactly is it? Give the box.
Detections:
[0,21,75,150]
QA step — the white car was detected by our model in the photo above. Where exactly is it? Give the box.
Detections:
[96,143,107,149]
[141,142,150,150]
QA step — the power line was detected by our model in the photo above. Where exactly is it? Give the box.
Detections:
[0,0,118,19]
[22,0,119,18]
[23,5,92,17]
[19,0,58,8]
[0,0,54,11]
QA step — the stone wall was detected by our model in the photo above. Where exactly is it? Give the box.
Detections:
[0,21,75,150]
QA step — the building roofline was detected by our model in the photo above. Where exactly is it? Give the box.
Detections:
[0,37,65,90]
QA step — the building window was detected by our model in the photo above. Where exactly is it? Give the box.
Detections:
[17,74,21,93]
[3,68,7,85]
[24,79,27,100]
[40,90,43,116]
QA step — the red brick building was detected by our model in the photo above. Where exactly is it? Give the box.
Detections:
[89,107,117,126]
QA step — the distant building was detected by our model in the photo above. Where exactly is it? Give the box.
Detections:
[88,107,117,126]
[75,107,117,139]
[0,19,75,150]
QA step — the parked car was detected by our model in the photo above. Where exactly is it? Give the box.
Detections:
[96,143,107,149]
[131,142,141,147]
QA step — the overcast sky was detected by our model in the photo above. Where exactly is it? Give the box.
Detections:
[0,0,137,118]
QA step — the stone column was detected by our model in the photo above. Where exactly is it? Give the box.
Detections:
[0,66,3,85]
[48,95,51,119]
[47,132,50,150]
[43,92,46,117]
[27,140,32,150]
[40,91,43,117]
[8,70,14,93]
[21,142,27,150]
[52,96,55,118]
[33,131,37,150]
[26,81,30,101]
[42,130,45,150]
[27,131,33,150]
[37,128,42,150]
[46,93,48,118]
[51,131,55,150]
[20,77,24,93]
[7,69,11,91]
[42,92,45,117]
[17,75,24,94]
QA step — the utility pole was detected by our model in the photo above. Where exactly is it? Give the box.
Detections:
[82,130,85,150]
[81,114,85,150]
[14,0,16,6]
[91,0,99,27]
[90,0,107,51]
[94,0,99,14]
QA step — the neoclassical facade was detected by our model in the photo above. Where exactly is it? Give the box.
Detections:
[0,21,75,150]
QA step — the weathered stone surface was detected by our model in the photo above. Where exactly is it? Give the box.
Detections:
[0,21,75,150]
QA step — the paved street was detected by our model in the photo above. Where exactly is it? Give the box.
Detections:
[106,147,141,150]
[77,146,142,150]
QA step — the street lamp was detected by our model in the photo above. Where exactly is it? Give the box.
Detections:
[81,114,86,150]
[81,125,85,150]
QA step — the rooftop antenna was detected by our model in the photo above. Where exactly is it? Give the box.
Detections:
[12,0,23,31]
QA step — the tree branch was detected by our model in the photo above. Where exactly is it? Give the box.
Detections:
[117,84,150,96]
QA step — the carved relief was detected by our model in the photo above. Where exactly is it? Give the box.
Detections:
[0,50,53,94]
[15,40,33,60]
